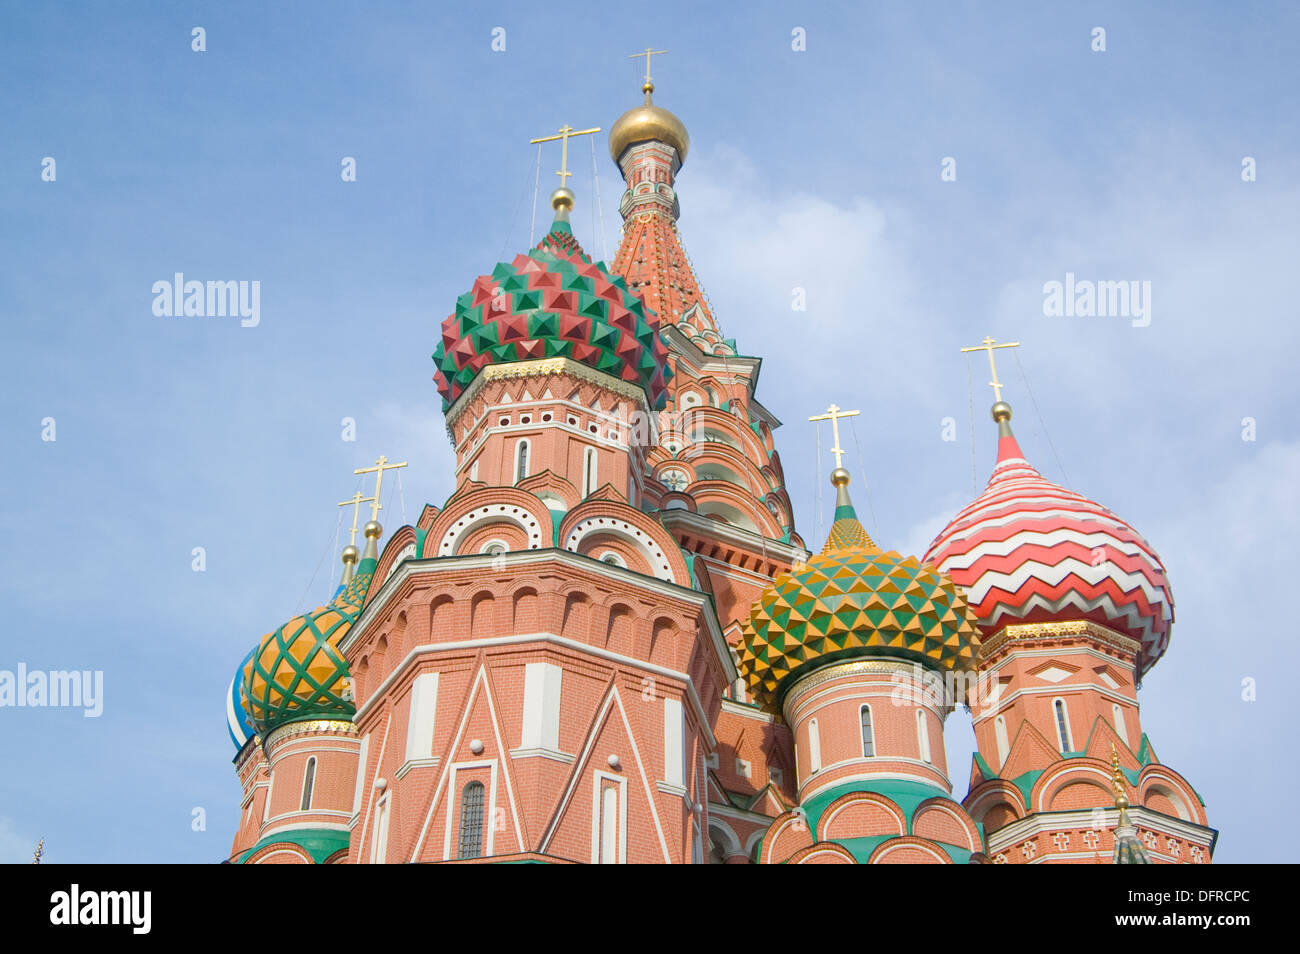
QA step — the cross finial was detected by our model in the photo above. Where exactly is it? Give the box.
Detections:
[960,336,1021,403]
[529,124,602,188]
[809,403,861,470]
[629,47,668,88]
[337,490,374,548]
[354,455,409,522]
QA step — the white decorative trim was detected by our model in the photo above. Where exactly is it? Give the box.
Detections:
[438,503,544,556]
[394,756,441,779]
[565,516,676,582]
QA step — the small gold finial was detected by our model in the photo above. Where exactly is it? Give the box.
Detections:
[1110,742,1131,813]
[32,838,43,864]
[809,404,861,471]
[629,47,668,97]
[363,520,382,540]
[354,455,409,523]
[529,124,603,191]
[960,336,1021,409]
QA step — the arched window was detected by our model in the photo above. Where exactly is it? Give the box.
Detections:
[1112,703,1129,745]
[916,709,931,763]
[860,705,874,758]
[457,781,485,859]
[994,715,1010,765]
[583,447,598,497]
[808,718,822,773]
[300,757,316,811]
[1053,698,1073,752]
[514,439,530,483]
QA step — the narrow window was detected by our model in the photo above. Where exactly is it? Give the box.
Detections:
[583,447,598,497]
[1054,698,1072,752]
[994,715,1010,766]
[458,781,485,859]
[1112,703,1129,746]
[860,705,874,758]
[808,718,822,773]
[515,440,530,483]
[916,709,931,763]
[300,756,316,811]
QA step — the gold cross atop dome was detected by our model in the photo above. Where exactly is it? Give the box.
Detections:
[960,336,1020,404]
[354,455,408,522]
[337,490,374,548]
[629,47,668,89]
[530,124,602,188]
[809,404,861,470]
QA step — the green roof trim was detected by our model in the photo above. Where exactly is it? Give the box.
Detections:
[237,828,350,864]
[801,778,951,835]
[972,750,995,781]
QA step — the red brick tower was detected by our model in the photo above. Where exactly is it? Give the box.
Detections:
[924,383,1216,864]
[607,65,808,859]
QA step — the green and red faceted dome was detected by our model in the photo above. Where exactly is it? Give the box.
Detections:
[433,218,672,411]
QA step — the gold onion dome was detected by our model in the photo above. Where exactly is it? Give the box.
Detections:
[609,80,690,164]
[739,471,982,711]
[241,539,378,735]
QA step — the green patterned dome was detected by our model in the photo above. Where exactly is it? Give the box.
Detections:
[739,474,982,710]
[432,217,672,411]
[241,559,373,734]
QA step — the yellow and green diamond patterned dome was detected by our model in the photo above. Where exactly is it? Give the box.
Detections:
[241,556,373,735]
[739,470,982,711]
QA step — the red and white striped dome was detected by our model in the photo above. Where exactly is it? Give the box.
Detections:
[923,414,1173,675]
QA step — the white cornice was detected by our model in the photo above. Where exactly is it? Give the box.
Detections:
[347,548,734,687]
[985,807,1216,854]
[658,508,809,563]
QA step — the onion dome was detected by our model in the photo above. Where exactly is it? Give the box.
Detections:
[432,193,672,412]
[241,523,379,735]
[609,79,689,164]
[226,646,257,752]
[739,468,982,710]
[923,403,1173,675]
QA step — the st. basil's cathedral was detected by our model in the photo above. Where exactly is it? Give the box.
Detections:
[221,65,1217,865]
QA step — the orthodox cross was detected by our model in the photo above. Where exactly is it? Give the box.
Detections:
[629,47,668,85]
[337,490,374,548]
[529,124,602,187]
[960,336,1020,403]
[809,404,861,470]
[354,455,408,522]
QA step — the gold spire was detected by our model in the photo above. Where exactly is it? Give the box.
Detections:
[530,124,602,216]
[354,455,408,523]
[1110,742,1131,820]
[31,838,43,864]
[960,336,1020,419]
[609,52,690,164]
[629,47,669,94]
[809,403,860,471]
[337,489,373,586]
[809,403,876,553]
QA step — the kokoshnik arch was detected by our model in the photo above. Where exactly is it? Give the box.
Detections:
[220,61,1214,865]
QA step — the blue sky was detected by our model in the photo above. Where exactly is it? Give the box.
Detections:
[2,1,1295,862]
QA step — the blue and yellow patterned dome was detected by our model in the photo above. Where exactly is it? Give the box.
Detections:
[226,646,257,751]
[241,557,374,736]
